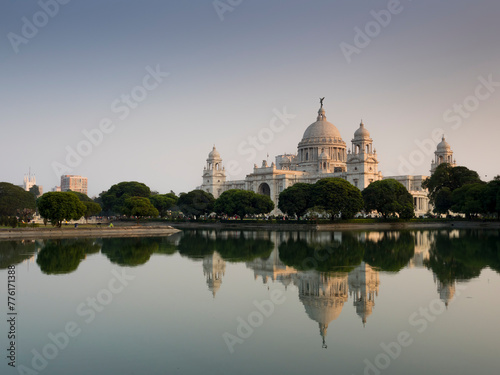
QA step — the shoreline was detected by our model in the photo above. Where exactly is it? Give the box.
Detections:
[2,221,499,240]
[153,220,500,231]
[0,225,180,240]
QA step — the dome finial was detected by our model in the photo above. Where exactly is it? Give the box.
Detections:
[360,119,364,127]
[320,97,325,108]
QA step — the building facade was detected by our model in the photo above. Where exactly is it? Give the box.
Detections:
[200,102,457,217]
[61,175,88,195]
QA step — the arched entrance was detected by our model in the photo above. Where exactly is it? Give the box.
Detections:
[258,183,271,197]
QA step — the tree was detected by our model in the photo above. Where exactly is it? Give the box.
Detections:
[423,163,482,210]
[483,179,500,218]
[214,189,274,219]
[123,197,159,221]
[68,191,102,222]
[252,193,275,216]
[83,201,102,222]
[0,182,36,217]
[434,187,453,215]
[312,178,364,220]
[150,193,177,217]
[278,183,313,217]
[29,185,40,197]
[451,183,486,218]
[177,190,215,217]
[68,191,93,202]
[100,181,151,215]
[37,192,86,227]
[362,179,414,219]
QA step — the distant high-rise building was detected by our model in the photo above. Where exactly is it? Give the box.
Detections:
[61,175,88,195]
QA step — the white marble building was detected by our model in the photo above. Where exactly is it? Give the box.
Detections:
[200,102,457,216]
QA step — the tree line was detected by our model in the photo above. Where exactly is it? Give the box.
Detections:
[423,163,500,218]
[2,162,500,227]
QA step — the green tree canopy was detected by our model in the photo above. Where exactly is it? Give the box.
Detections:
[83,201,102,220]
[362,179,414,219]
[422,164,482,213]
[312,178,364,219]
[68,191,102,221]
[214,189,274,219]
[434,187,453,215]
[37,192,86,227]
[483,179,500,218]
[100,181,151,214]
[123,197,159,219]
[451,183,487,218]
[278,183,313,217]
[150,193,177,217]
[68,191,93,202]
[178,189,215,217]
[29,185,41,197]
[0,182,36,217]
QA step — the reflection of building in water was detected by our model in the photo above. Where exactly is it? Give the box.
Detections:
[294,271,349,348]
[203,251,226,298]
[408,231,432,268]
[433,274,456,307]
[246,248,297,287]
[348,262,380,326]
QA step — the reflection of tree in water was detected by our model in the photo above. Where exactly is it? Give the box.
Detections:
[425,230,500,283]
[363,231,415,272]
[37,239,101,275]
[101,238,159,267]
[278,233,364,272]
[0,240,37,269]
[177,231,274,262]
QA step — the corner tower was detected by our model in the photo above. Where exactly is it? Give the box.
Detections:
[201,146,226,198]
[431,135,456,174]
[346,121,382,190]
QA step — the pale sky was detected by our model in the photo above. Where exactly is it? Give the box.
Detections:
[1,0,499,197]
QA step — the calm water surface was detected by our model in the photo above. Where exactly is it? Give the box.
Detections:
[1,229,499,375]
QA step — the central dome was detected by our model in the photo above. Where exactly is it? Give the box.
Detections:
[301,107,343,142]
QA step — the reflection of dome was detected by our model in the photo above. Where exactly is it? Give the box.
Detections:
[437,136,451,151]
[300,295,345,325]
[348,262,380,326]
[301,107,343,142]
[295,271,349,348]
[354,121,370,139]
[208,145,221,159]
[203,251,226,298]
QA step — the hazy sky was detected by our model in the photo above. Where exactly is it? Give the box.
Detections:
[1,0,499,197]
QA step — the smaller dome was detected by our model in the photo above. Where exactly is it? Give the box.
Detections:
[208,145,221,159]
[437,136,451,151]
[354,121,370,139]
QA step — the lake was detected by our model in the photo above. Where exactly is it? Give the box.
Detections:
[1,229,499,375]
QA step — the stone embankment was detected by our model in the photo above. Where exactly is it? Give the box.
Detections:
[0,226,180,240]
